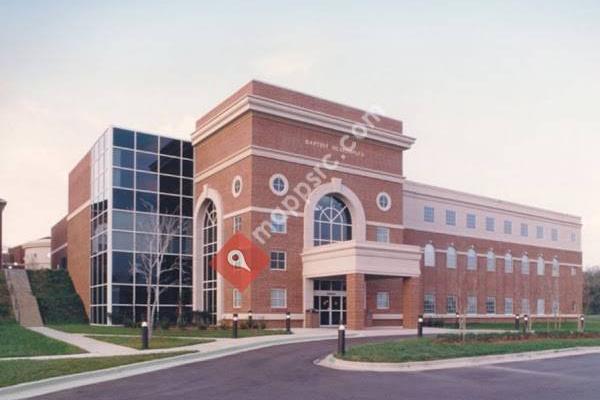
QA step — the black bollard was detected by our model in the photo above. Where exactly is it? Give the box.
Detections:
[455,313,460,329]
[338,324,346,355]
[285,311,291,334]
[417,315,424,338]
[233,313,239,339]
[248,310,253,329]
[523,314,529,334]
[580,314,585,332]
[515,314,520,331]
[141,321,149,350]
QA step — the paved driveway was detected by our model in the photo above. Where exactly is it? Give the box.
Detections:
[31,336,600,400]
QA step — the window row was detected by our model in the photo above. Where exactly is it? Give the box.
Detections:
[113,189,193,216]
[112,231,193,254]
[113,148,193,177]
[112,211,193,236]
[113,128,193,159]
[232,288,290,310]
[424,206,573,243]
[424,294,560,315]
[423,244,566,277]
[113,168,193,196]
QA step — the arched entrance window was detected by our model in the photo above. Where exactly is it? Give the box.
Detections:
[313,194,352,246]
[202,201,217,324]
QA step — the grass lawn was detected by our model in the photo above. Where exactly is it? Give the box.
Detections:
[341,337,600,363]
[86,335,213,350]
[0,321,83,357]
[0,351,192,388]
[50,324,288,338]
[463,315,600,333]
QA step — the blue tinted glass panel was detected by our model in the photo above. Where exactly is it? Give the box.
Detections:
[181,218,193,236]
[136,233,157,253]
[135,213,157,232]
[113,211,133,230]
[113,168,133,188]
[182,197,193,217]
[160,137,181,156]
[113,189,134,210]
[113,148,134,169]
[182,160,193,177]
[160,255,179,284]
[136,172,158,192]
[136,191,157,212]
[112,287,133,305]
[182,237,193,254]
[160,156,180,175]
[136,152,158,172]
[159,194,180,214]
[136,132,158,153]
[113,128,134,148]
[160,175,180,194]
[112,252,133,283]
[182,179,193,196]
[181,257,193,285]
[182,142,193,159]
[113,231,133,250]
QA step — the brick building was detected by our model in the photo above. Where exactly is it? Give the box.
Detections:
[56,81,583,328]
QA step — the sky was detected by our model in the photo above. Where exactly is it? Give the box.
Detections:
[0,1,599,265]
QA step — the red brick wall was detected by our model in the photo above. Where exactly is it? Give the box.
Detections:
[50,216,68,269]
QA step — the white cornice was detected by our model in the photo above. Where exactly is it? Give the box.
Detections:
[194,145,405,184]
[191,95,416,149]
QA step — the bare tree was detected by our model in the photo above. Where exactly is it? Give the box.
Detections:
[131,206,181,339]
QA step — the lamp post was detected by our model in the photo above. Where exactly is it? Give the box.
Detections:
[233,313,239,338]
[0,199,6,268]
[248,310,253,329]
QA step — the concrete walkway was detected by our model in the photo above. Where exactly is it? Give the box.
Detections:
[28,327,137,356]
[4,269,43,327]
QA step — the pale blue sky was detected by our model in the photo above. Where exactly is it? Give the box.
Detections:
[1,1,599,265]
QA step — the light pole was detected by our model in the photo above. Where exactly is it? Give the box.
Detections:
[0,199,6,268]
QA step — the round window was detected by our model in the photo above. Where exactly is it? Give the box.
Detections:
[269,174,289,196]
[232,176,243,198]
[377,192,391,211]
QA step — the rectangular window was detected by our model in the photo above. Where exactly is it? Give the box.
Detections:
[467,296,477,314]
[233,289,241,309]
[486,297,496,314]
[376,292,390,310]
[233,215,242,233]
[571,233,577,242]
[504,298,513,315]
[445,210,456,226]
[536,226,544,239]
[521,223,529,237]
[486,217,495,232]
[466,214,477,229]
[504,220,512,235]
[446,295,457,314]
[424,294,436,314]
[270,289,287,308]
[424,206,435,223]
[521,299,530,315]
[375,227,390,243]
[537,298,545,315]
[270,213,287,234]
[270,251,286,270]
[447,249,457,269]
[522,258,530,275]
[551,229,558,242]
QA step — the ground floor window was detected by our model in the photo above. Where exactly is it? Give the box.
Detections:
[424,294,435,313]
[376,292,390,309]
[233,289,241,309]
[537,298,545,315]
[467,296,477,314]
[485,296,496,314]
[522,299,530,315]
[446,295,457,314]
[504,298,513,315]
[271,289,287,308]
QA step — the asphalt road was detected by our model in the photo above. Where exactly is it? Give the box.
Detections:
[31,336,600,400]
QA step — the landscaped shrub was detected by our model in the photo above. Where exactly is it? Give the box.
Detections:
[27,270,87,324]
[435,331,600,344]
[0,272,14,321]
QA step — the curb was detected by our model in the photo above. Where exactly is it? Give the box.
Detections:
[316,346,600,373]
[0,333,345,400]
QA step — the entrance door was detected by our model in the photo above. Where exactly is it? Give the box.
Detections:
[314,294,346,326]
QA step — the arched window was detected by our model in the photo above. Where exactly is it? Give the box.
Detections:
[467,248,477,270]
[505,252,513,273]
[537,256,545,276]
[202,201,217,324]
[522,254,530,275]
[552,257,559,277]
[424,243,436,267]
[487,250,496,271]
[313,194,352,246]
[447,246,457,269]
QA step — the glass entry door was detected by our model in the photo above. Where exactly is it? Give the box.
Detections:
[314,295,346,326]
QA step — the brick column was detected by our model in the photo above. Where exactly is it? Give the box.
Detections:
[346,273,366,330]
[402,277,422,328]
